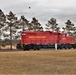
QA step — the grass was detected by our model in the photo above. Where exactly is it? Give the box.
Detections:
[0,49,76,75]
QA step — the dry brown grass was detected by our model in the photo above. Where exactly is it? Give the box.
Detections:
[0,49,76,75]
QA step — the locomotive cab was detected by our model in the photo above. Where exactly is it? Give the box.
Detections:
[59,32,74,49]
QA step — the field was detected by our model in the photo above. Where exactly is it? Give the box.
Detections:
[0,49,76,75]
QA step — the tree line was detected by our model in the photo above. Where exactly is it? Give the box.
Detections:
[0,9,76,49]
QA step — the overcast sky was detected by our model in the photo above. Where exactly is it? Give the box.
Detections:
[0,0,76,28]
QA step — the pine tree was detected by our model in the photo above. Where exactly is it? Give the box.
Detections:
[73,26,76,36]
[0,9,6,37]
[65,20,75,36]
[30,17,43,31]
[0,9,6,49]
[20,15,29,31]
[3,11,19,49]
[62,27,66,32]
[46,18,59,31]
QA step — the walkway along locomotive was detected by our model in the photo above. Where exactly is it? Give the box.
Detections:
[21,31,75,50]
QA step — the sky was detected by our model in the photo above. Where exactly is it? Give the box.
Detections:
[0,0,76,28]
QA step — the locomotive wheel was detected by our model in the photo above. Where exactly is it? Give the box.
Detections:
[64,45,67,49]
[23,47,27,51]
[68,46,71,49]
[26,46,30,50]
[67,44,72,49]
[37,45,41,50]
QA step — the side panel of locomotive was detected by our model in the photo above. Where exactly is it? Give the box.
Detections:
[21,31,59,50]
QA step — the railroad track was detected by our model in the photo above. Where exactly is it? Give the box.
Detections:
[0,49,22,52]
[0,48,47,52]
[0,48,76,52]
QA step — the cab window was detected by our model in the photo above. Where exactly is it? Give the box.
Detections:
[62,34,66,37]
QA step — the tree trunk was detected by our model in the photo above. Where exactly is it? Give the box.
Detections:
[0,31,1,50]
[0,38,1,50]
[10,26,12,50]
[23,24,25,31]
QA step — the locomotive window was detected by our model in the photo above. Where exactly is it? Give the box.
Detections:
[62,34,66,37]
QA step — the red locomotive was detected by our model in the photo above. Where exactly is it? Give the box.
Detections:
[21,31,74,50]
